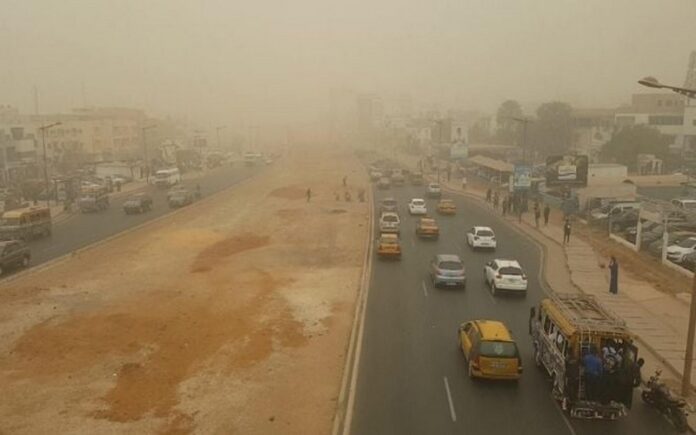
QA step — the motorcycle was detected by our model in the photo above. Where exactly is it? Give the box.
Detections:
[641,369,689,433]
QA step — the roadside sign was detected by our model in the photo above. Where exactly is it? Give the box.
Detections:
[513,165,532,191]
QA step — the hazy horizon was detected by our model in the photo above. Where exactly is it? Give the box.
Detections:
[1,0,695,126]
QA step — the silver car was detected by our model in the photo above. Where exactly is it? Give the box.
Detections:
[430,254,466,288]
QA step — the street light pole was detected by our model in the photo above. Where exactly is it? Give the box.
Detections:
[142,125,156,182]
[39,122,61,206]
[639,76,696,397]
[512,117,532,164]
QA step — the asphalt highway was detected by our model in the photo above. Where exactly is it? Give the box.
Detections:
[350,184,674,435]
[12,164,259,273]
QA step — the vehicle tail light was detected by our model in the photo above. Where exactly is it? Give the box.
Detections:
[518,359,523,373]
[474,236,479,240]
[472,357,480,369]
[496,274,502,279]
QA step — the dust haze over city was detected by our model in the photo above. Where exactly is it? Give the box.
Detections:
[2,1,696,435]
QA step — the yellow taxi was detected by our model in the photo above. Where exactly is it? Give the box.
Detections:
[376,233,401,259]
[437,199,457,215]
[415,217,440,239]
[458,319,522,380]
[416,220,440,239]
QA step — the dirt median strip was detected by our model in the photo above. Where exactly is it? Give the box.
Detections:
[0,148,369,435]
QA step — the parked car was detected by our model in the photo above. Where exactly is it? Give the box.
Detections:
[609,210,639,233]
[484,259,528,295]
[625,221,658,244]
[671,198,696,211]
[408,198,427,215]
[379,197,398,214]
[647,231,696,258]
[466,226,497,250]
[666,237,696,263]
[379,212,400,234]
[590,202,640,220]
[681,251,696,271]
[429,254,466,288]
[123,193,153,214]
[426,182,442,198]
[0,239,30,275]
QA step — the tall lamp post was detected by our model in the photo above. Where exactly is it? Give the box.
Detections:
[142,125,156,182]
[639,76,696,397]
[39,122,61,206]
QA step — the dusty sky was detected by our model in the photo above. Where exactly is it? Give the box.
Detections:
[1,0,695,126]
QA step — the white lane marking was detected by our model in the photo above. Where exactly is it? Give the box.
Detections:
[549,393,577,435]
[421,280,429,297]
[443,376,457,422]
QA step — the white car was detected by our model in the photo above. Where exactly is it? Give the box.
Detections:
[484,259,528,295]
[466,226,497,249]
[379,212,400,234]
[666,237,696,263]
[426,182,442,198]
[408,198,427,215]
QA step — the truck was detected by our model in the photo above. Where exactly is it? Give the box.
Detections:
[153,168,182,188]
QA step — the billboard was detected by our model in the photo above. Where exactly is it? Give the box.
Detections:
[545,155,589,186]
[450,141,468,160]
[513,165,532,190]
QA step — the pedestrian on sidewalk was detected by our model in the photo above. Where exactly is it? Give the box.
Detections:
[563,219,572,244]
[518,208,523,223]
[534,207,541,228]
[609,256,619,294]
[502,197,508,216]
[493,191,499,210]
[543,204,550,226]
[306,188,312,202]
[486,188,492,203]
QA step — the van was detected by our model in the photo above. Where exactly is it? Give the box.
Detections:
[153,168,181,187]
[458,319,522,380]
[0,206,52,240]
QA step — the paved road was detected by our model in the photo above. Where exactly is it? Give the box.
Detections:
[350,184,674,435]
[15,164,259,271]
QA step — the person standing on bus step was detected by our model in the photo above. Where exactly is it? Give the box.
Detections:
[609,256,619,294]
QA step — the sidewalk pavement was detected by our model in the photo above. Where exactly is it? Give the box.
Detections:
[392,152,696,420]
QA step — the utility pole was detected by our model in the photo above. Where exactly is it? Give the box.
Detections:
[638,77,696,397]
[142,125,156,182]
[39,122,61,206]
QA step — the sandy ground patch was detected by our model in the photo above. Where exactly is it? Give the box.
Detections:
[0,146,368,434]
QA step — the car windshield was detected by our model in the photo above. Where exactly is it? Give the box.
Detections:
[412,200,424,206]
[383,215,398,222]
[477,230,494,237]
[480,341,518,358]
[677,238,696,248]
[382,200,396,206]
[499,267,523,275]
[438,261,462,270]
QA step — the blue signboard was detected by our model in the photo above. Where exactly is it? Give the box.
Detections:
[513,165,532,191]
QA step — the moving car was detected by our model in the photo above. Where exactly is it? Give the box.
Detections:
[0,239,31,275]
[410,172,424,185]
[458,319,521,380]
[415,217,439,239]
[379,197,398,214]
[666,237,696,263]
[379,212,400,234]
[376,233,401,260]
[466,226,497,250]
[430,254,466,288]
[391,169,405,186]
[168,189,195,208]
[123,193,154,214]
[436,199,456,215]
[484,259,528,295]
[426,182,442,198]
[408,198,427,215]
[377,177,391,190]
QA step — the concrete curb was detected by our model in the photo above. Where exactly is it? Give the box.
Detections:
[0,171,260,287]
[332,184,374,435]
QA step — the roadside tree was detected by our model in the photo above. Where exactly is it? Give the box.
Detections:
[495,100,523,145]
[529,101,574,157]
[600,124,670,171]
